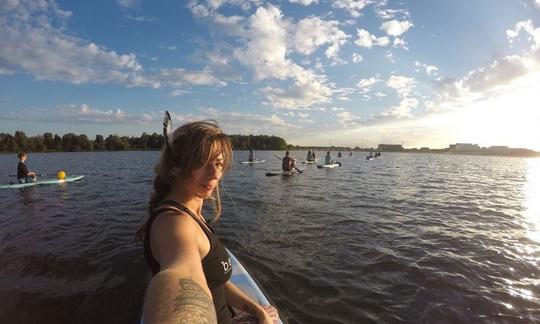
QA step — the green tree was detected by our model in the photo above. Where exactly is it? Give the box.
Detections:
[94,135,105,150]
[77,134,92,151]
[43,132,54,150]
[14,130,29,151]
[53,134,62,150]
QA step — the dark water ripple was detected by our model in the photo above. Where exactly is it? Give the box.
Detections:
[1,151,540,323]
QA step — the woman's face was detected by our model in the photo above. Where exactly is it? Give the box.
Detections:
[189,151,224,199]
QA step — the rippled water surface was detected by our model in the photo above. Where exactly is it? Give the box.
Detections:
[1,151,539,323]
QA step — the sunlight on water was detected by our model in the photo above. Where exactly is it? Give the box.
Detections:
[524,159,540,243]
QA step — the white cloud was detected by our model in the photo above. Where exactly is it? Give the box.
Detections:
[414,61,439,75]
[156,68,227,87]
[293,17,349,60]
[463,55,530,92]
[336,110,363,127]
[200,107,297,132]
[234,5,334,108]
[117,0,141,9]
[0,67,15,75]
[506,20,540,50]
[379,75,418,119]
[386,51,395,63]
[170,89,192,97]
[261,74,332,109]
[0,1,233,90]
[332,0,372,18]
[0,1,156,86]
[187,0,258,17]
[387,75,415,97]
[352,53,363,63]
[212,13,246,36]
[125,14,156,22]
[380,20,413,37]
[354,29,390,48]
[234,5,292,80]
[381,97,418,118]
[393,38,408,50]
[375,7,410,20]
[288,0,318,5]
[0,104,160,124]
[356,77,380,92]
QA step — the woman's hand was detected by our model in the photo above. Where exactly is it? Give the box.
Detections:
[255,305,277,324]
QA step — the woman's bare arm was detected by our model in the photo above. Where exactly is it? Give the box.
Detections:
[143,211,216,323]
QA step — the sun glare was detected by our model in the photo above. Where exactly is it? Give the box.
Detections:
[524,158,540,243]
[455,71,540,151]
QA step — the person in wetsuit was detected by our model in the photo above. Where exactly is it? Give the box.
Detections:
[17,152,37,183]
[282,151,296,171]
[137,120,276,324]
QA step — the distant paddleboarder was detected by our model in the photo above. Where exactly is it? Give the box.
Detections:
[248,148,255,162]
[17,152,37,183]
[282,151,297,171]
[325,151,334,165]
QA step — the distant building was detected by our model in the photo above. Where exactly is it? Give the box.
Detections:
[378,144,403,151]
[448,144,456,150]
[455,143,480,151]
[488,146,509,153]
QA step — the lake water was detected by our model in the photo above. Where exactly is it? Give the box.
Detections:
[1,151,539,323]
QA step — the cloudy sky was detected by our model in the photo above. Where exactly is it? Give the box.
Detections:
[1,0,540,150]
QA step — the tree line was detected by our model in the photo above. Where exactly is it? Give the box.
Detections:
[0,131,288,152]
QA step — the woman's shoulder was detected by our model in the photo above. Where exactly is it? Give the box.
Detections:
[152,207,198,237]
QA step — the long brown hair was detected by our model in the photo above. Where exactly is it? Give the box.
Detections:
[135,120,233,241]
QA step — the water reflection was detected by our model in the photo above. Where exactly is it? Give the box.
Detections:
[524,158,540,243]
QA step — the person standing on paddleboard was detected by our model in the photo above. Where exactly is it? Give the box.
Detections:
[248,149,255,162]
[325,151,334,165]
[137,115,277,324]
[306,150,312,162]
[282,151,296,171]
[17,152,37,183]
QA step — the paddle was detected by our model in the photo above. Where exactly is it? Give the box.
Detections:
[272,154,303,173]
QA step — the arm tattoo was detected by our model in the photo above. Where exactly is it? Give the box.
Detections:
[171,278,217,324]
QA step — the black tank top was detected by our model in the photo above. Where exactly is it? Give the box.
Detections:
[143,200,233,324]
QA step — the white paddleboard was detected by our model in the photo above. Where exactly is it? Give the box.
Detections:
[0,175,85,189]
[240,160,266,164]
[317,163,341,169]
[265,170,299,176]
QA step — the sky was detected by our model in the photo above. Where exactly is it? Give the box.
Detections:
[1,0,540,150]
